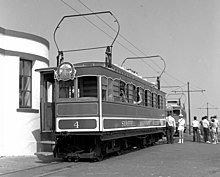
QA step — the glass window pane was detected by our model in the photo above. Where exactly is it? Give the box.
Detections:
[19,59,32,108]
[23,77,31,91]
[102,77,107,101]
[23,61,31,76]
[20,61,23,75]
[78,76,97,98]
[24,91,31,107]
[59,80,74,98]
[108,78,114,101]
[19,91,22,106]
[19,76,22,90]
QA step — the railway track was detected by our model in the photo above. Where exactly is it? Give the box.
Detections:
[0,161,83,177]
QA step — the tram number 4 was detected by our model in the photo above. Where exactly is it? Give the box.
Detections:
[73,121,79,128]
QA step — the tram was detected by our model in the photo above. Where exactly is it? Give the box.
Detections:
[166,100,187,135]
[37,11,166,161]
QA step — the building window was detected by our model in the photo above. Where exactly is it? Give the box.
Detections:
[19,59,32,108]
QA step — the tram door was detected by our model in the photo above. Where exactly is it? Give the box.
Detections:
[40,72,55,132]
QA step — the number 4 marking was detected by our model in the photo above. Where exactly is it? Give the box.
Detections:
[74,121,79,128]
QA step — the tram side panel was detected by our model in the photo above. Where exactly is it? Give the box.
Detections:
[55,101,100,132]
[55,101,166,134]
[102,101,166,133]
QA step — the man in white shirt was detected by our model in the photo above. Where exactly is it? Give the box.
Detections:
[166,113,176,144]
[202,116,210,143]
[192,116,200,142]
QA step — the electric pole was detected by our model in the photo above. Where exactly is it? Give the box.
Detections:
[172,82,205,135]
[197,102,218,118]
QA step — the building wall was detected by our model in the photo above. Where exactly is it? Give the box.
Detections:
[0,27,49,156]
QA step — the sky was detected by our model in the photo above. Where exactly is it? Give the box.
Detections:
[1,0,220,121]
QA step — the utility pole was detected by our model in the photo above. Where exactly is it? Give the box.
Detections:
[187,82,191,135]
[198,102,218,118]
[172,82,205,135]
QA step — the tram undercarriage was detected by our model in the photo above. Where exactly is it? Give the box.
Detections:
[53,128,165,161]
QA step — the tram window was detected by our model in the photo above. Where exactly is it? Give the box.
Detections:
[152,93,157,108]
[133,85,137,103]
[108,78,114,101]
[113,79,120,101]
[157,95,163,109]
[135,87,143,105]
[78,76,97,98]
[59,80,75,98]
[144,90,148,106]
[119,80,127,103]
[47,82,52,103]
[148,91,152,107]
[127,83,133,103]
[102,77,107,101]
[173,110,180,116]
[126,84,129,101]
[157,95,160,109]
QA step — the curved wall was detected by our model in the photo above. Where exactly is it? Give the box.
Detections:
[0,27,49,156]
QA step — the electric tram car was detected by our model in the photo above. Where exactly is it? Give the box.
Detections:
[38,11,167,161]
[166,100,187,135]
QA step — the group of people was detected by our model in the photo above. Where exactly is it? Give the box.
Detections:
[192,115,219,144]
[166,113,219,144]
[166,113,186,144]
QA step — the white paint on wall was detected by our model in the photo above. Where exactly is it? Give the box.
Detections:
[0,27,49,156]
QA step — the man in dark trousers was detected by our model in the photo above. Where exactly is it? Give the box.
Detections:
[192,116,200,142]
[166,113,176,144]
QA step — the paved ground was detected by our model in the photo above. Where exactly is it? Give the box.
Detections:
[0,134,220,177]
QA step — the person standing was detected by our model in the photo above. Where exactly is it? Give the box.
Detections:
[211,118,219,144]
[213,116,219,135]
[192,116,200,142]
[177,114,186,143]
[166,113,176,144]
[209,117,214,142]
[202,116,211,143]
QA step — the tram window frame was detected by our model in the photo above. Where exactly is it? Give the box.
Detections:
[19,59,32,108]
[58,80,75,99]
[127,83,133,103]
[119,80,128,103]
[144,90,149,106]
[158,95,164,109]
[113,79,120,102]
[77,76,98,99]
[161,96,164,109]
[107,78,114,101]
[133,85,137,103]
[157,95,160,109]
[148,90,152,107]
[102,77,108,101]
[173,109,180,116]
[136,87,144,105]
[152,92,157,108]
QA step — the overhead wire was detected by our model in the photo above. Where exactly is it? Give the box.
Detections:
[77,0,162,72]
[58,0,216,114]
[59,0,160,74]
[59,0,196,95]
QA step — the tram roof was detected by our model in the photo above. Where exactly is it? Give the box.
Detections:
[36,61,166,94]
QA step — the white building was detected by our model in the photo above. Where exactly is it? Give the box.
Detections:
[0,27,49,156]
